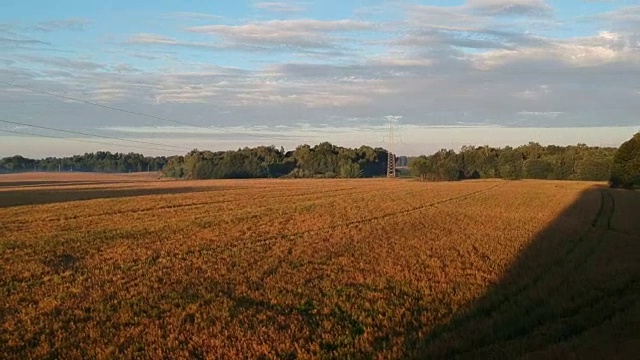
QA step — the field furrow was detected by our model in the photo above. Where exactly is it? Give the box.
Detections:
[1,174,638,359]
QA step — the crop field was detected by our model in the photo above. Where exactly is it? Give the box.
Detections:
[1,173,639,359]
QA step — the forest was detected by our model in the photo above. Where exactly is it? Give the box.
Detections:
[408,142,616,181]
[1,133,639,185]
[0,151,167,174]
[161,143,387,179]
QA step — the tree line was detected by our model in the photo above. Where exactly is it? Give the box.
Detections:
[162,143,388,179]
[0,151,167,173]
[408,142,617,181]
[2,133,638,186]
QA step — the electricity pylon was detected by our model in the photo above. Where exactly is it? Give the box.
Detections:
[383,116,401,178]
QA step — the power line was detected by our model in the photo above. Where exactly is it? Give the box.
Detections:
[0,119,192,152]
[0,128,177,153]
[0,80,296,141]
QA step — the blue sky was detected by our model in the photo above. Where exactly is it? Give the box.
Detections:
[1,0,640,157]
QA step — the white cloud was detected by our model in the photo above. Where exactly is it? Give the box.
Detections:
[402,2,556,53]
[127,33,220,50]
[253,2,305,13]
[163,12,222,20]
[592,5,640,30]
[186,19,376,50]
[517,111,563,117]
[467,0,552,17]
[18,54,105,71]
[474,31,640,69]
[0,37,50,47]
[112,64,141,73]
[128,19,374,56]
[36,18,91,32]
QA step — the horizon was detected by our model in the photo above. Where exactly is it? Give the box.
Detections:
[2,0,640,156]
[1,126,634,159]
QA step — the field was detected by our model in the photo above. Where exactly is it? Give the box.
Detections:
[1,173,639,359]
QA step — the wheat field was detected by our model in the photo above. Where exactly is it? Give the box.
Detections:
[1,173,639,359]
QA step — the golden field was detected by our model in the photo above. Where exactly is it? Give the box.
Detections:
[1,173,639,359]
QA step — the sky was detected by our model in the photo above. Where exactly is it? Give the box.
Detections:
[1,0,640,157]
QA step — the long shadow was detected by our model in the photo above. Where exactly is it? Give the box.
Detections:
[0,180,150,188]
[0,186,223,208]
[409,187,640,359]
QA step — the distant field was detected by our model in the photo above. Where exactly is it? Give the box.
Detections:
[1,173,639,359]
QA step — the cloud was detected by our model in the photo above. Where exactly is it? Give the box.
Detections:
[0,26,51,47]
[408,0,553,29]
[162,12,222,20]
[128,33,184,46]
[130,53,161,60]
[18,55,105,71]
[253,2,305,13]
[232,92,371,108]
[403,2,557,52]
[397,27,550,51]
[3,0,640,139]
[467,0,553,17]
[0,37,51,47]
[474,31,640,69]
[591,5,640,30]
[369,55,434,67]
[353,5,388,17]
[127,33,220,50]
[112,64,141,73]
[517,111,563,117]
[128,19,377,56]
[126,32,349,57]
[186,19,377,50]
[36,18,91,32]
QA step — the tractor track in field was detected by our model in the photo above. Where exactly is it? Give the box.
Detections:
[214,182,507,253]
[15,182,506,269]
[453,276,640,359]
[592,189,615,230]
[418,188,623,358]
[2,186,369,225]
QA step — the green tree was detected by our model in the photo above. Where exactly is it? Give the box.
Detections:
[499,148,523,180]
[523,158,554,179]
[574,150,613,181]
[611,132,640,188]
[409,156,433,180]
[162,156,185,178]
[339,161,362,178]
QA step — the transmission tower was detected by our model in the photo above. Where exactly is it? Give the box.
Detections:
[383,116,401,178]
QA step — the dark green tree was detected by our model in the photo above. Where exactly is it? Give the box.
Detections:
[611,132,640,188]
[499,148,523,180]
[523,158,554,179]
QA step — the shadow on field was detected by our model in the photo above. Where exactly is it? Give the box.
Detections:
[0,186,221,208]
[410,187,640,359]
[0,180,144,188]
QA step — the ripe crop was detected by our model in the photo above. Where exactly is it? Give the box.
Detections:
[1,174,638,359]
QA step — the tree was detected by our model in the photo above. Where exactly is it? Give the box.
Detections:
[611,132,640,188]
[574,150,612,181]
[162,156,185,178]
[499,148,523,180]
[409,150,459,181]
[409,156,433,180]
[523,158,554,180]
[0,141,622,182]
[339,160,362,178]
